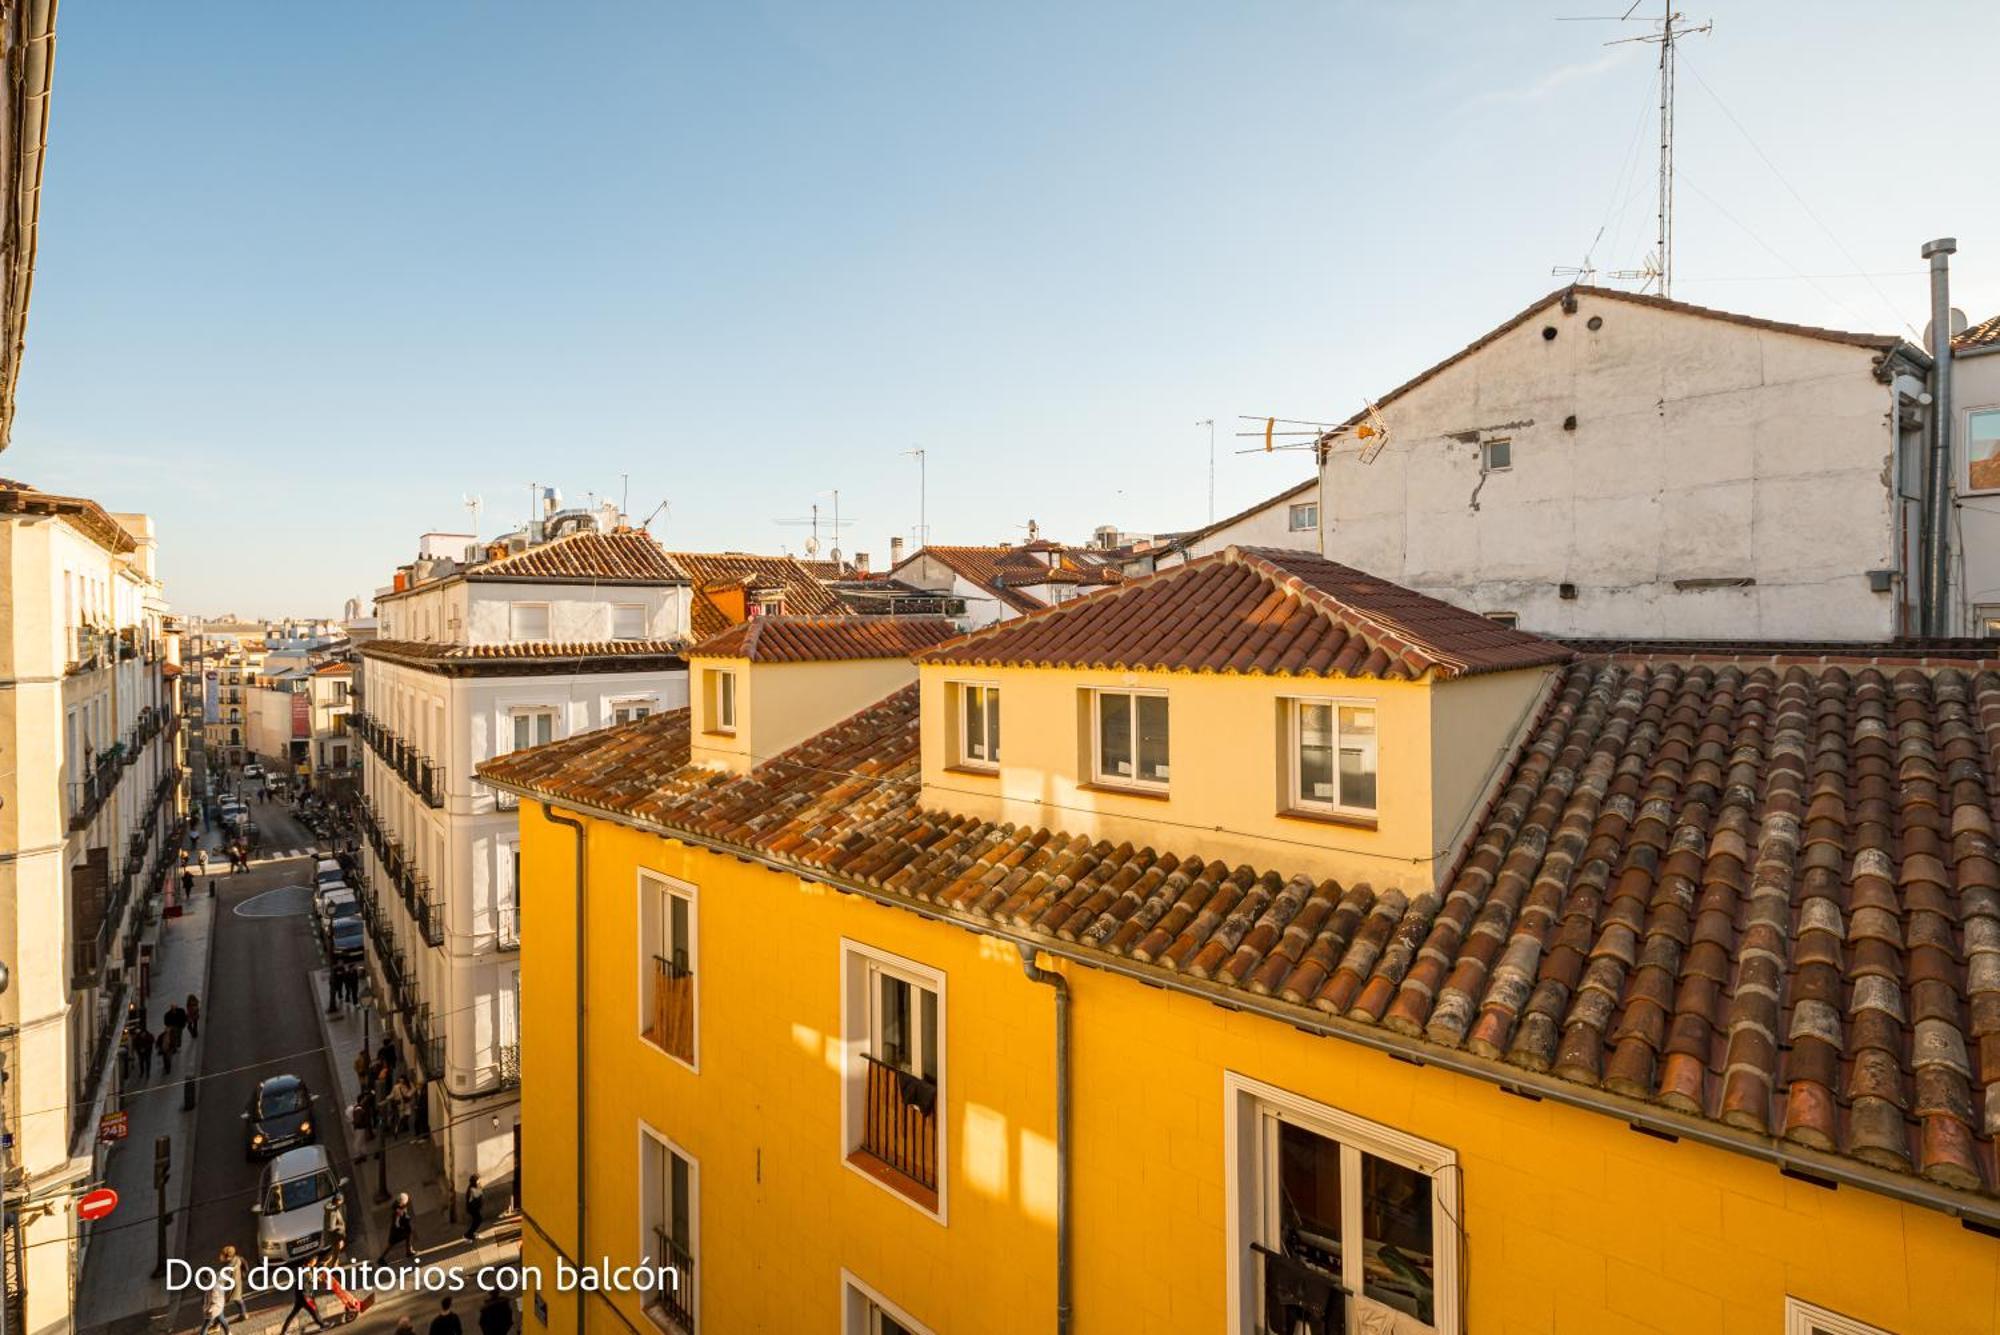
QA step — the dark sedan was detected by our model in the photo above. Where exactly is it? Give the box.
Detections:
[244,1074,316,1159]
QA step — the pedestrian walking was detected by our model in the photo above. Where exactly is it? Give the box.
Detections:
[220,1246,251,1323]
[181,869,195,898]
[353,1047,371,1088]
[277,1266,327,1335]
[377,1035,396,1069]
[157,1027,175,1076]
[198,1271,232,1335]
[117,1029,132,1083]
[321,1192,347,1258]
[379,1193,418,1264]
[185,993,201,1039]
[477,1290,513,1335]
[353,1086,377,1139]
[133,1026,155,1077]
[429,1295,463,1335]
[391,1075,414,1135]
[462,1174,485,1241]
[197,847,208,872]
[164,1001,188,1048]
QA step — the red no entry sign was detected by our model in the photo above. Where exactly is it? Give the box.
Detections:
[76,1188,118,1222]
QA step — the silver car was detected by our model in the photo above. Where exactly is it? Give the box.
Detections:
[251,1146,343,1260]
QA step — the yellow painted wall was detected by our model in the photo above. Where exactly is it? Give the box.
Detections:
[690,656,914,773]
[519,799,2000,1335]
[916,663,1548,894]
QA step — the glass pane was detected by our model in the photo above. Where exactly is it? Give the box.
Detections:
[987,691,1001,762]
[640,1138,665,1258]
[965,686,985,759]
[1339,706,1377,811]
[669,1153,690,1249]
[513,716,529,751]
[920,986,938,1080]
[878,972,913,1073]
[1970,410,2000,491]
[536,714,554,746]
[669,895,690,969]
[1137,695,1170,783]
[1276,1121,1343,1277]
[1361,1153,1434,1324]
[1297,704,1334,805]
[1098,693,1133,778]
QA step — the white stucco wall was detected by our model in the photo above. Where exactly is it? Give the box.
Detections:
[1318,291,1908,640]
[1954,347,2000,633]
[1158,480,1322,570]
[380,579,690,644]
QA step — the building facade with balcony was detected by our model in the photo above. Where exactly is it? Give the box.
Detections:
[354,527,697,1200]
[0,480,180,1335]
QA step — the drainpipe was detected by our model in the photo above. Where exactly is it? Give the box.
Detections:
[1016,944,1071,1335]
[1922,237,1957,636]
[541,804,588,1330]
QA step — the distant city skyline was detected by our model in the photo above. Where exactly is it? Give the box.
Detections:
[8,2,1999,616]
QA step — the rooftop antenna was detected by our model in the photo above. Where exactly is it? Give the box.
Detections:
[620,472,630,524]
[638,498,671,538]
[1560,2,1710,297]
[904,447,929,549]
[463,493,482,539]
[1196,419,1216,523]
[775,492,858,562]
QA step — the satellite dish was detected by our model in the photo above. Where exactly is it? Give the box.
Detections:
[803,535,821,558]
[1925,307,1970,353]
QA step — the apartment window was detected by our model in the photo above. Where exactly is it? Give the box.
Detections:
[1968,408,2000,493]
[957,683,1000,767]
[842,1275,933,1335]
[1979,605,2000,640]
[511,709,556,753]
[639,1126,696,1333]
[613,603,647,640]
[703,670,736,733]
[1226,1073,1459,1335]
[1288,501,1319,532]
[639,872,697,1068]
[1288,699,1377,817]
[1092,689,1169,789]
[498,844,520,950]
[1480,438,1511,472]
[1483,611,1518,629]
[842,942,944,1215]
[509,603,551,642]
[614,699,656,726]
[1784,1299,1894,1335]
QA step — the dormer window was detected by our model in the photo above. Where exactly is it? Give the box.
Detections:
[1092,689,1169,789]
[1287,698,1377,817]
[955,684,1000,768]
[704,669,737,733]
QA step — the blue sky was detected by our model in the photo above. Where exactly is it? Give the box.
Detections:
[10,2,1999,617]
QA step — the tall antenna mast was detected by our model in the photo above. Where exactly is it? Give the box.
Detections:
[904,447,928,549]
[463,493,483,539]
[1196,419,1216,523]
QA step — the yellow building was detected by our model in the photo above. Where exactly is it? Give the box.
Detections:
[482,549,2000,1335]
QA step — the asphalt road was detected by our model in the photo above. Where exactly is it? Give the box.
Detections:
[179,799,369,1272]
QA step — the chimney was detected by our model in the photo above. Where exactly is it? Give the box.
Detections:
[1921,237,1958,636]
[854,552,870,575]
[890,536,906,566]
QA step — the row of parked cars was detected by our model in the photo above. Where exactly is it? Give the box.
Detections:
[247,852,366,1260]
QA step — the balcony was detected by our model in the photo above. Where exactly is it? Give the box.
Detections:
[66,749,124,831]
[355,711,446,810]
[855,1053,938,1202]
[416,888,444,948]
[647,1230,696,1334]
[643,955,694,1065]
[496,1042,521,1089]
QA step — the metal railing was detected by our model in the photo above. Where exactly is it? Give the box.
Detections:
[857,1053,938,1192]
[356,711,447,810]
[416,889,444,948]
[496,1042,521,1088]
[648,1229,695,1332]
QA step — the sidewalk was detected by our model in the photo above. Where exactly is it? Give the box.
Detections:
[74,893,219,1332]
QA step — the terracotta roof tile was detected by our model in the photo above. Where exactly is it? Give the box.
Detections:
[921,545,1571,680]
[901,545,1122,614]
[687,615,959,662]
[481,651,2000,1210]
[0,478,138,554]
[476,529,685,583]
[1958,313,2000,354]
[361,638,684,665]
[665,552,847,640]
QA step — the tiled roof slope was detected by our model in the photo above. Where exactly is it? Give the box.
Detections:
[477,529,685,583]
[666,552,847,640]
[912,545,1122,614]
[922,546,1571,681]
[688,615,959,663]
[0,478,138,554]
[482,655,2000,1209]
[1958,313,2000,354]
[362,638,684,665]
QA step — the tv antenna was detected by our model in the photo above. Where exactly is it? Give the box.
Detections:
[1559,2,1710,297]
[775,491,857,563]
[1196,419,1216,523]
[463,493,482,537]
[903,447,929,549]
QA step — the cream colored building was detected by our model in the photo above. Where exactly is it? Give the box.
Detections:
[0,481,179,1335]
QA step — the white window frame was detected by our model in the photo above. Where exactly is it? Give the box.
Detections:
[611,602,647,640]
[705,669,737,733]
[638,870,699,1072]
[1480,438,1512,472]
[838,939,947,1223]
[613,696,659,727]
[1090,688,1169,790]
[1482,611,1518,629]
[1285,696,1379,818]
[509,707,558,754]
[1963,404,2000,495]
[841,1272,935,1335]
[637,1122,698,1334]
[1287,501,1319,532]
[1223,1071,1461,1335]
[1784,1299,1894,1335]
[955,681,1000,768]
[509,602,552,642]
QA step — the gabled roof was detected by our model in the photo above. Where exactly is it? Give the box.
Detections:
[897,544,1123,614]
[666,552,847,640]
[479,649,2000,1217]
[358,637,685,677]
[687,615,959,663]
[920,545,1570,681]
[0,478,138,554]
[1957,313,2000,356]
[1171,476,1318,550]
[470,529,685,584]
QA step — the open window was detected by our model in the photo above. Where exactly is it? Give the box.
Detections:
[1226,1073,1459,1335]
[1285,699,1377,819]
[703,670,736,734]
[842,942,944,1217]
[1091,689,1169,790]
[639,871,697,1069]
[639,1125,696,1333]
[954,683,1000,769]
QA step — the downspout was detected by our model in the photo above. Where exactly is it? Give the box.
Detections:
[541,805,588,1330]
[1017,945,1071,1335]
[1922,237,1957,635]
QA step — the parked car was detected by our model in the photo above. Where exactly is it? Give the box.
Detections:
[244,763,264,780]
[328,916,366,964]
[243,1074,317,1159]
[317,887,358,936]
[313,859,345,888]
[252,1146,343,1259]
